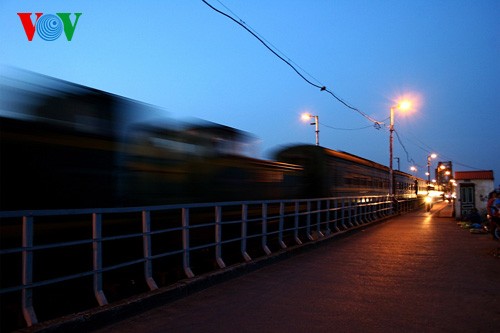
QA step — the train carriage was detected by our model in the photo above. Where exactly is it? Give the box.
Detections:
[274,144,424,199]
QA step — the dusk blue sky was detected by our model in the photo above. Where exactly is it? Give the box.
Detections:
[1,1,499,184]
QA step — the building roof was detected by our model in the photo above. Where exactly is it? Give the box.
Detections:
[454,170,494,180]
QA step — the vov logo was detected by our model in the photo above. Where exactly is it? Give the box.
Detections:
[18,13,82,41]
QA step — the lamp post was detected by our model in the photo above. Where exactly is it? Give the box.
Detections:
[389,101,411,197]
[301,113,319,146]
[410,166,418,195]
[427,153,437,187]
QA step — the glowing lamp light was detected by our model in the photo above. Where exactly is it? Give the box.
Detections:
[398,100,411,111]
[301,113,312,121]
[392,91,423,113]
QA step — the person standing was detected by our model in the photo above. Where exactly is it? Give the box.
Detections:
[487,190,500,240]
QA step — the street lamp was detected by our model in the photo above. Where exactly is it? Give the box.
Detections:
[410,166,417,179]
[427,153,437,187]
[301,113,319,146]
[389,101,411,197]
[410,166,418,195]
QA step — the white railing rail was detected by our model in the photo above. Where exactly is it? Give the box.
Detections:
[0,195,419,328]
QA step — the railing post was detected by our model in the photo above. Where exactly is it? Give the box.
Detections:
[370,198,376,220]
[215,206,226,268]
[325,199,331,235]
[333,199,340,232]
[241,204,252,261]
[347,199,354,228]
[306,201,314,240]
[262,203,271,255]
[142,211,158,291]
[373,197,378,218]
[278,202,287,249]
[316,201,324,237]
[362,199,368,223]
[92,213,108,306]
[182,208,195,278]
[365,198,371,222]
[294,201,302,245]
[381,196,387,217]
[368,198,373,221]
[383,196,387,216]
[359,199,364,223]
[22,216,38,327]
[378,197,381,216]
[377,196,384,218]
[341,198,347,229]
[354,199,360,225]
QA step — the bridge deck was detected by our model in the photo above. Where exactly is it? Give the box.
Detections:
[40,202,500,332]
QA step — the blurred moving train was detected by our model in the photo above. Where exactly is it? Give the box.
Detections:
[0,71,426,211]
[274,145,427,199]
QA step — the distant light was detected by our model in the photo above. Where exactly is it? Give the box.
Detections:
[430,153,437,159]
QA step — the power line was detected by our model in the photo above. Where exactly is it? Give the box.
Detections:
[321,123,375,131]
[201,0,383,125]
[393,129,417,166]
[394,129,485,172]
[213,0,324,88]
[201,1,322,87]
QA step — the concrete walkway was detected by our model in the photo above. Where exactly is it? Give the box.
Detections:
[31,202,500,333]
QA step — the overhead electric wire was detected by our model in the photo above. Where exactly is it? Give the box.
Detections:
[201,1,322,87]
[321,123,374,131]
[201,0,382,125]
[213,1,324,88]
[394,129,417,166]
[394,129,484,172]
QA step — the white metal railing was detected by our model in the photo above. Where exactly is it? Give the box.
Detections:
[0,195,418,329]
